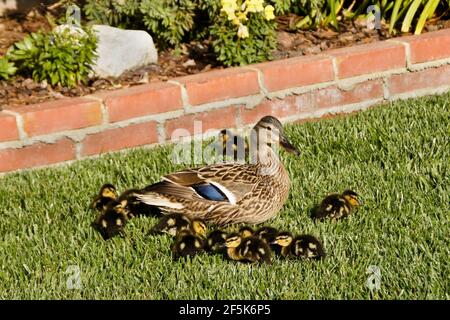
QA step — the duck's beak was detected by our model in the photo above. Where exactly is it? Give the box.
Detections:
[280,134,300,156]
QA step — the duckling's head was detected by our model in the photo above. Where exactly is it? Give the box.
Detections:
[239,226,254,238]
[192,219,207,238]
[93,200,128,240]
[251,115,300,156]
[100,183,117,199]
[271,231,294,247]
[224,233,242,248]
[342,190,361,208]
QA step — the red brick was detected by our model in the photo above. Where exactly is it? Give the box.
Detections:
[9,98,102,137]
[254,55,334,92]
[0,139,76,172]
[95,82,183,123]
[81,122,158,156]
[0,112,19,142]
[389,65,450,95]
[396,29,450,64]
[329,42,406,79]
[175,69,259,106]
[317,80,384,109]
[240,93,313,125]
[165,106,238,140]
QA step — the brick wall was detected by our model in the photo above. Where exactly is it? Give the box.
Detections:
[1,29,450,173]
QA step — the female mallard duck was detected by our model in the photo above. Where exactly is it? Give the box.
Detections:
[90,183,118,212]
[313,189,362,221]
[222,233,272,264]
[151,213,207,238]
[135,115,300,226]
[172,230,205,260]
[271,232,326,260]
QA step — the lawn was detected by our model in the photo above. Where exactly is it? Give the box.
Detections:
[0,93,449,299]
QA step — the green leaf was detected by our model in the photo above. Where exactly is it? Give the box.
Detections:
[401,0,423,33]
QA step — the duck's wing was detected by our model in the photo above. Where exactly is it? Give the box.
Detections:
[139,163,258,206]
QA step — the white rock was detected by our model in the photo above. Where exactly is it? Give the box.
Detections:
[92,25,158,78]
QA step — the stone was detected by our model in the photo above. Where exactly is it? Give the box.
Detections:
[92,25,158,78]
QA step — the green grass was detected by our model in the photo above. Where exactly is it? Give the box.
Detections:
[0,93,449,299]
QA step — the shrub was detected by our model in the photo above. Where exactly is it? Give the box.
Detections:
[0,57,17,80]
[210,0,277,66]
[6,27,97,87]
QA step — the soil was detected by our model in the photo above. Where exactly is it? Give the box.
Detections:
[1,10,450,109]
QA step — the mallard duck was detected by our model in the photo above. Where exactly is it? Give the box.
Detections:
[204,229,228,254]
[92,199,130,240]
[218,129,249,163]
[90,183,118,212]
[314,189,362,221]
[151,213,207,238]
[117,189,160,217]
[271,232,326,260]
[222,233,272,264]
[135,115,300,226]
[172,230,205,260]
[238,226,254,238]
[254,226,279,244]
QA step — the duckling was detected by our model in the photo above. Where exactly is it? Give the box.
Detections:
[151,213,207,238]
[272,232,326,260]
[90,183,118,212]
[254,226,279,244]
[172,230,205,260]
[92,199,129,240]
[314,189,362,221]
[238,226,254,238]
[118,188,160,217]
[223,233,272,264]
[218,129,249,163]
[204,229,228,254]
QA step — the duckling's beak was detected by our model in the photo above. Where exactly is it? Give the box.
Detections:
[280,134,300,156]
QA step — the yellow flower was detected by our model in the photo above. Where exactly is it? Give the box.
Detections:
[221,0,238,20]
[264,5,275,20]
[237,12,248,22]
[237,23,249,38]
[245,0,264,13]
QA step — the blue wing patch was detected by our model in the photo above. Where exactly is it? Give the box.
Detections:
[192,184,228,201]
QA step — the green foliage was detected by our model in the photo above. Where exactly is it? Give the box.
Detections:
[6,27,97,87]
[0,57,17,80]
[140,0,197,48]
[211,13,277,66]
[83,0,197,47]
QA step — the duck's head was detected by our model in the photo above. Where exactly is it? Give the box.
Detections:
[191,219,207,238]
[93,200,128,240]
[239,226,254,238]
[99,183,117,199]
[342,190,362,208]
[271,231,294,247]
[223,233,242,248]
[251,116,300,156]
